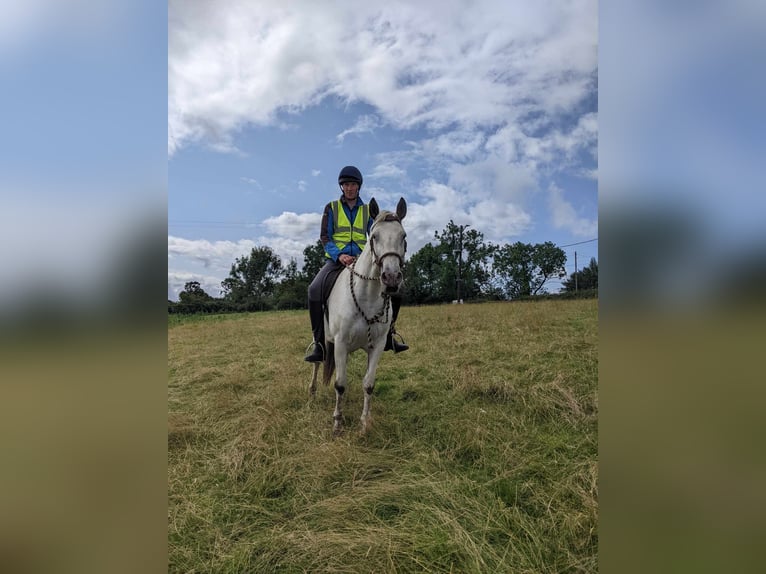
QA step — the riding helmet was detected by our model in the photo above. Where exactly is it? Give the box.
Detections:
[338,165,363,189]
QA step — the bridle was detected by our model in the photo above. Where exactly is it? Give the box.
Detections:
[369,216,405,268]
[349,215,405,280]
[348,214,406,349]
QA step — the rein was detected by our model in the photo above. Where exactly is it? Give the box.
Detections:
[349,259,391,350]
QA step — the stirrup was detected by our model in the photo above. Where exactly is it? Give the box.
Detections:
[304,340,325,362]
[385,330,408,353]
[391,332,408,353]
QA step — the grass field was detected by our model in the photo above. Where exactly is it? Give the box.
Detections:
[168,299,598,573]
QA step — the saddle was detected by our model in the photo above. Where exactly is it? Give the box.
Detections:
[320,263,345,316]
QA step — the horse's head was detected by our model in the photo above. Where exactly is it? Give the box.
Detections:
[368,197,407,293]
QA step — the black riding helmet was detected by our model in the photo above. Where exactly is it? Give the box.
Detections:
[338,165,363,190]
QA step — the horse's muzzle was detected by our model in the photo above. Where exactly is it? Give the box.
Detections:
[381,269,403,291]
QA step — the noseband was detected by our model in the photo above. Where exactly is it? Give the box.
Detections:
[369,236,404,268]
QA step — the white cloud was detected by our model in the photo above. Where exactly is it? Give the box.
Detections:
[447,156,538,202]
[403,181,469,250]
[169,0,597,156]
[261,211,321,237]
[167,236,257,269]
[311,169,321,176]
[368,162,406,180]
[335,114,381,143]
[483,113,597,175]
[468,200,532,241]
[423,130,486,161]
[548,184,597,237]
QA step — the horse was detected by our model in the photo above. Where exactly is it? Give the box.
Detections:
[309,197,408,435]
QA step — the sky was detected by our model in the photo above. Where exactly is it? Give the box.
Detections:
[168,0,599,301]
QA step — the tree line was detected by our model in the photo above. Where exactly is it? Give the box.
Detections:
[168,220,597,314]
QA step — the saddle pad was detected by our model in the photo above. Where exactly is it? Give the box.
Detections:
[321,264,345,307]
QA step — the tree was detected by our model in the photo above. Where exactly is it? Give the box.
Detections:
[563,257,598,292]
[404,222,496,304]
[403,243,450,304]
[275,258,308,309]
[221,246,283,309]
[301,240,326,281]
[178,281,213,304]
[493,241,566,299]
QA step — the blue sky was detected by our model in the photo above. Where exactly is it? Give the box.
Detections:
[169,0,599,300]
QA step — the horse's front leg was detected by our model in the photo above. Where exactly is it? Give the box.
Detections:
[333,341,349,435]
[360,344,385,434]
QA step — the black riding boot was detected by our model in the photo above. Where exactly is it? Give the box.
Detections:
[304,300,325,362]
[384,296,409,353]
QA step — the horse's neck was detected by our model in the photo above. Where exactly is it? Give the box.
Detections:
[352,248,383,298]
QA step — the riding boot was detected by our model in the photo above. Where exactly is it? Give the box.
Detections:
[384,296,409,353]
[304,300,325,362]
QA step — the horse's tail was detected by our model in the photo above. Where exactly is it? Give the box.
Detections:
[322,341,335,385]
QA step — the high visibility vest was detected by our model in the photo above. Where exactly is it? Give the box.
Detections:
[326,200,369,258]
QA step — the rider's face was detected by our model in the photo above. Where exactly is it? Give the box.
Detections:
[341,181,359,201]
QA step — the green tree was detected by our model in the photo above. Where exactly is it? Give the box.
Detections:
[563,257,598,292]
[275,258,308,309]
[178,281,213,304]
[221,246,283,310]
[404,221,495,304]
[433,221,495,301]
[173,281,217,313]
[301,240,326,281]
[403,243,450,304]
[493,241,566,299]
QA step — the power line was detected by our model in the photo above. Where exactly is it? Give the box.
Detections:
[169,220,260,229]
[559,237,598,248]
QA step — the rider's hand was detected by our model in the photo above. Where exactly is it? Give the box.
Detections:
[340,254,355,266]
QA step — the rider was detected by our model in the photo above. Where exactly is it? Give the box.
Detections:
[304,165,409,362]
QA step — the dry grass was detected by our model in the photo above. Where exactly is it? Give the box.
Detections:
[169,299,598,573]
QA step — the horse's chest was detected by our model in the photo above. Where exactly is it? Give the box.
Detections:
[328,310,386,351]
[346,316,386,344]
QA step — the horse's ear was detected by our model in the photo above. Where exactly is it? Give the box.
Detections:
[396,197,407,220]
[369,198,379,220]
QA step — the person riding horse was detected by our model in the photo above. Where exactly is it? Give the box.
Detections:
[304,165,409,362]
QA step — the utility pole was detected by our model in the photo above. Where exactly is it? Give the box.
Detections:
[574,251,578,293]
[454,224,470,303]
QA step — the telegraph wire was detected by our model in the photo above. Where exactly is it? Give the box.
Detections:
[559,237,598,248]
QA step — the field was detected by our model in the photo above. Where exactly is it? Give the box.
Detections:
[168,299,598,573]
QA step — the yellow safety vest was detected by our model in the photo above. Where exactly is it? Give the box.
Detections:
[326,200,369,258]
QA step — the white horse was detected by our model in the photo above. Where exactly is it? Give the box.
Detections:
[309,197,408,434]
